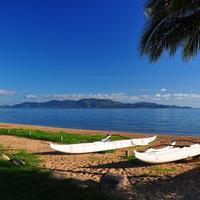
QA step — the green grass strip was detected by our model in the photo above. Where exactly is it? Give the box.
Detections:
[0,128,123,144]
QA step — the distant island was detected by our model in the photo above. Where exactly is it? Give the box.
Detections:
[0,98,192,109]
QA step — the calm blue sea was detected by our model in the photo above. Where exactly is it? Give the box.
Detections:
[0,108,200,136]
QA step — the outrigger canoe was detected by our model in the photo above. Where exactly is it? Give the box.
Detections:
[145,141,176,153]
[134,143,200,164]
[50,135,156,154]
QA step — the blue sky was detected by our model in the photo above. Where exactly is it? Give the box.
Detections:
[1,0,200,107]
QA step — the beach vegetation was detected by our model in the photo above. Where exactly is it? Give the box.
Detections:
[10,150,41,169]
[0,128,123,144]
[150,166,177,173]
[138,172,152,177]
[141,0,200,62]
[0,144,3,156]
[124,155,136,161]
[0,148,121,200]
[124,155,143,165]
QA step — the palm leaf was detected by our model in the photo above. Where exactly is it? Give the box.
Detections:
[140,0,200,62]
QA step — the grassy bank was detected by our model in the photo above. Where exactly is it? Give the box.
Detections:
[0,146,120,200]
[0,128,124,144]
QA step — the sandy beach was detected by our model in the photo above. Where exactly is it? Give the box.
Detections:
[0,123,200,199]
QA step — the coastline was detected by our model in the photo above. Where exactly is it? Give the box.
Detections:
[0,122,198,141]
[0,122,154,137]
[0,122,200,199]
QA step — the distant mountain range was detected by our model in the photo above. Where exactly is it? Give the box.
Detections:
[0,98,192,109]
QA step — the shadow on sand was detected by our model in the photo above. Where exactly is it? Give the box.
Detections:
[131,166,200,200]
[0,167,119,200]
[85,159,152,169]
[50,168,103,176]
[34,151,67,155]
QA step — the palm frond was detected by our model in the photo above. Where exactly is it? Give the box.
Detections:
[140,0,200,62]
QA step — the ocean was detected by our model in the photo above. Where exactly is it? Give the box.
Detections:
[0,108,199,136]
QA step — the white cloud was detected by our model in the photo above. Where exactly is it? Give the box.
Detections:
[23,91,200,106]
[155,93,161,98]
[0,89,15,97]
[161,88,166,92]
[173,93,200,100]
[163,94,171,98]
[25,92,154,102]
[26,94,38,99]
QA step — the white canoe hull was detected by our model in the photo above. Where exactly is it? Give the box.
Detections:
[50,135,156,154]
[134,144,200,164]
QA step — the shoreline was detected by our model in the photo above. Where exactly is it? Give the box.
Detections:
[0,122,199,141]
[0,122,200,199]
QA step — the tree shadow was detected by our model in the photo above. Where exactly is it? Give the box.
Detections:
[131,166,200,200]
[50,168,103,176]
[85,160,152,169]
[0,168,119,200]
[34,151,67,155]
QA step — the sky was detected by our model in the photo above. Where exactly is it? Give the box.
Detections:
[1,0,200,107]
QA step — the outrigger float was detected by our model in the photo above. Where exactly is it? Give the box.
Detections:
[50,135,156,154]
[134,142,200,164]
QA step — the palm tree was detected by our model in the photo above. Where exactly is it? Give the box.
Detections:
[140,0,200,62]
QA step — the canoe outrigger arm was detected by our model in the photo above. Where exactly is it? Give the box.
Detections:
[101,135,111,142]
